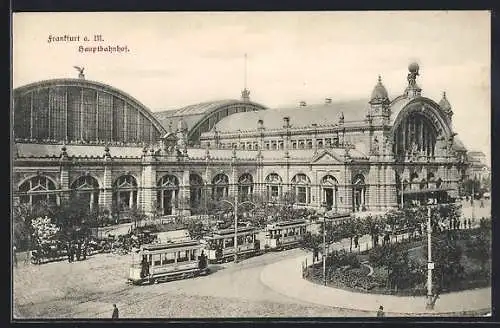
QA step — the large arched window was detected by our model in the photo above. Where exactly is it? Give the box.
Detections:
[321,175,338,211]
[18,176,58,206]
[393,111,439,161]
[113,175,138,212]
[70,175,100,211]
[410,172,419,191]
[157,175,179,215]
[212,173,229,201]
[265,173,282,202]
[291,173,311,205]
[190,173,204,210]
[238,173,253,202]
[352,174,366,212]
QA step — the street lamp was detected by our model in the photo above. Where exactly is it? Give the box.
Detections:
[323,217,327,286]
[316,206,327,286]
[426,196,438,310]
[220,196,255,264]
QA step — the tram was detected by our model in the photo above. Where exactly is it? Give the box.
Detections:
[258,219,307,251]
[128,240,209,285]
[203,226,260,263]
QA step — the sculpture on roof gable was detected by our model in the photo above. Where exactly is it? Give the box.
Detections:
[60,144,68,159]
[73,66,85,79]
[407,62,419,87]
[104,145,111,159]
[339,112,344,124]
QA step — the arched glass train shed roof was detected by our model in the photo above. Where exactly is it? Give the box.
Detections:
[153,99,268,144]
[13,78,167,144]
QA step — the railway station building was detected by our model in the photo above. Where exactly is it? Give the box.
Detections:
[12,63,469,217]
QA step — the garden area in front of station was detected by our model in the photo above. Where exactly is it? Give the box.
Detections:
[303,206,491,297]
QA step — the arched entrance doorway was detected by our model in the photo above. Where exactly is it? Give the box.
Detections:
[238,173,253,201]
[265,173,282,202]
[212,173,229,201]
[112,175,138,212]
[352,174,366,212]
[321,175,338,211]
[70,175,100,211]
[157,175,179,215]
[189,173,204,211]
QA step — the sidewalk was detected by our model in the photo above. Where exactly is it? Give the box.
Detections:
[260,238,491,316]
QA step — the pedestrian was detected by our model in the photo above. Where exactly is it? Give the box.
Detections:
[25,248,32,264]
[13,245,17,267]
[82,240,87,260]
[76,242,81,261]
[377,305,385,317]
[111,304,119,319]
[354,235,359,249]
[468,218,472,229]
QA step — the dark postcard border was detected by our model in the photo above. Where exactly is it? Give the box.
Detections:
[7,1,499,327]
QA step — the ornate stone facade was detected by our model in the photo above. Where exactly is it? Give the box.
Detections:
[12,63,469,217]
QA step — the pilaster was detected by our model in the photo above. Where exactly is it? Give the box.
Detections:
[140,153,157,216]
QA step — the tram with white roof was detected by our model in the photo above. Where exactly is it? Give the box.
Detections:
[128,239,209,285]
[202,226,260,263]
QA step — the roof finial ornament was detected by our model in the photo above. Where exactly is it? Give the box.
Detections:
[339,111,345,124]
[73,66,85,79]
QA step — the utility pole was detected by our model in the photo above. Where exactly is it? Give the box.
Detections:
[471,175,475,220]
[234,194,239,263]
[400,178,404,208]
[426,197,435,310]
[323,217,327,286]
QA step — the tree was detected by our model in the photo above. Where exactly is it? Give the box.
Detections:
[341,218,363,252]
[364,215,384,248]
[186,219,205,240]
[13,200,57,250]
[465,229,491,275]
[301,231,322,252]
[425,237,465,290]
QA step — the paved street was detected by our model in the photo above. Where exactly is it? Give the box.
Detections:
[13,249,368,319]
[13,200,490,319]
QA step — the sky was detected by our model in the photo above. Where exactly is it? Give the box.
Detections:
[12,11,490,163]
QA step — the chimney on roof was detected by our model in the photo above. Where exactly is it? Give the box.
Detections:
[299,101,307,107]
[325,97,332,104]
[283,116,290,128]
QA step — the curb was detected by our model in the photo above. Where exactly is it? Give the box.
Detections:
[260,253,491,316]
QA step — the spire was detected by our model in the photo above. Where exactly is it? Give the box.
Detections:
[439,91,453,115]
[241,53,250,101]
[244,53,248,90]
[369,75,389,104]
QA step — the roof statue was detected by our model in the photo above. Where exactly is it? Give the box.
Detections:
[73,66,85,79]
[407,62,419,87]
